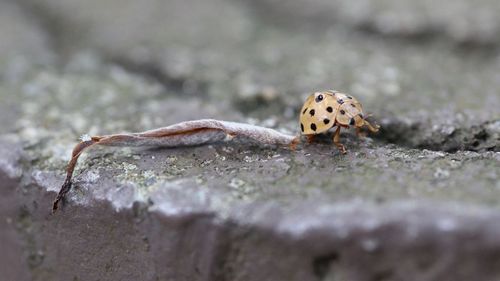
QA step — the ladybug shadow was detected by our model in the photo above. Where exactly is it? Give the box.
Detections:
[301,129,375,153]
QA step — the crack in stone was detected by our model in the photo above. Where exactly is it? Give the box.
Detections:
[109,57,208,97]
[375,118,500,153]
[312,252,339,280]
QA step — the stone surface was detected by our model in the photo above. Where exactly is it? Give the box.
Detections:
[250,0,500,46]
[18,0,500,151]
[0,0,499,280]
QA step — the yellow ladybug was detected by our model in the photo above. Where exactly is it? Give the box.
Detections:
[299,90,379,153]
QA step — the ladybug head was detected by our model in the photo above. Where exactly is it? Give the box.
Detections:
[351,114,366,127]
[337,103,379,133]
[357,114,380,133]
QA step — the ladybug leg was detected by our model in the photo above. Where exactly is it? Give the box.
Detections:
[306,134,315,144]
[333,126,347,154]
[288,135,300,150]
[356,127,367,138]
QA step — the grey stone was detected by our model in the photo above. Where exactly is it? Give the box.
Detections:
[0,0,55,134]
[0,1,54,64]
[1,0,500,280]
[0,138,30,281]
[17,0,500,152]
[249,0,500,46]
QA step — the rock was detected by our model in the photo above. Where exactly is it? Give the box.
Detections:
[249,0,500,46]
[0,1,54,65]
[0,138,30,281]
[1,0,499,280]
[18,0,500,152]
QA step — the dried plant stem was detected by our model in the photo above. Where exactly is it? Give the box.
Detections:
[52,119,299,212]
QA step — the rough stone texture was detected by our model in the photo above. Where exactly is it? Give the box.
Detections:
[18,0,500,150]
[1,0,499,280]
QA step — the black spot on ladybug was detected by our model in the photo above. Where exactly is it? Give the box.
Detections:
[302,108,308,114]
[323,118,330,125]
[337,99,344,104]
[301,123,304,132]
[315,95,324,103]
[326,106,333,113]
[340,110,346,115]
[310,123,317,131]
[309,109,315,116]
[351,104,356,108]
[350,118,355,125]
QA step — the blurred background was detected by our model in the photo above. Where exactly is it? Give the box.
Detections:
[1,0,499,141]
[0,0,499,280]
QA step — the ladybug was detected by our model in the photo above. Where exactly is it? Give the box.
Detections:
[299,90,379,153]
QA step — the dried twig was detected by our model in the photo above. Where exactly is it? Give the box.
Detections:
[52,119,299,212]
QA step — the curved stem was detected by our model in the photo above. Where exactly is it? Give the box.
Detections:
[52,119,297,213]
